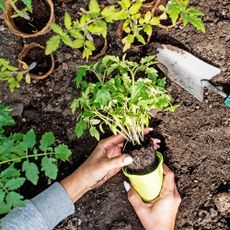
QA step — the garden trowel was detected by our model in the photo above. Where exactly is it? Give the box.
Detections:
[201,80,230,107]
[156,44,221,102]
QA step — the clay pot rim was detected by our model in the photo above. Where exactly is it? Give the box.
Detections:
[18,42,55,80]
[4,0,55,38]
[75,36,108,61]
[117,22,151,52]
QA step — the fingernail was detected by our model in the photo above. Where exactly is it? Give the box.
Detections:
[123,181,131,192]
[123,156,133,165]
[148,127,153,131]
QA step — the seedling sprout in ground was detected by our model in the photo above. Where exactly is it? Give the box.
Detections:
[0,103,72,214]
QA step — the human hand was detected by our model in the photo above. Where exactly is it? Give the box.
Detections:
[124,165,181,230]
[61,128,154,202]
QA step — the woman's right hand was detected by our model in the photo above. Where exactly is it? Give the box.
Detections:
[124,165,181,230]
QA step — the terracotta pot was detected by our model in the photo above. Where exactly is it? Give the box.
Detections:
[75,36,108,60]
[18,43,54,80]
[117,22,151,52]
[4,0,55,38]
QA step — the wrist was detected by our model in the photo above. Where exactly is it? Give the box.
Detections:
[60,168,90,203]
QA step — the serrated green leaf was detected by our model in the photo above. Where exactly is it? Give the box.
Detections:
[64,12,72,30]
[6,192,24,208]
[45,35,60,55]
[39,132,55,151]
[189,16,205,32]
[89,127,100,140]
[22,129,36,149]
[167,4,181,25]
[136,34,146,45]
[75,119,87,138]
[0,166,20,179]
[187,7,204,16]
[89,0,100,14]
[129,2,142,15]
[54,144,72,161]
[0,202,11,214]
[41,157,58,180]
[5,178,26,190]
[50,24,64,35]
[22,161,39,185]
[143,24,152,36]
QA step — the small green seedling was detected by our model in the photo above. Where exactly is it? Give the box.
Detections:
[0,102,72,214]
[71,55,178,145]
[0,0,32,20]
[0,58,36,92]
[161,0,205,31]
[45,0,120,60]
[117,0,160,51]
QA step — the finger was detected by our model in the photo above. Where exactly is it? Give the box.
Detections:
[103,154,133,170]
[144,127,153,135]
[127,186,146,211]
[100,134,126,149]
[162,165,176,191]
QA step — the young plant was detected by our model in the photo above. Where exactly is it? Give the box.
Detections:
[45,0,120,60]
[0,0,32,20]
[159,0,205,31]
[71,55,178,145]
[0,102,72,214]
[117,0,159,52]
[0,58,36,92]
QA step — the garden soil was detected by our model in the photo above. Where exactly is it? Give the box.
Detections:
[0,0,229,229]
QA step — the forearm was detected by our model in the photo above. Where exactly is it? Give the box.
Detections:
[1,182,75,230]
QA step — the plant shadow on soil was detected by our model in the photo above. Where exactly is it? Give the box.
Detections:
[0,0,230,229]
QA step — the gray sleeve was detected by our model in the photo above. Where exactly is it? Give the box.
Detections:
[1,182,75,230]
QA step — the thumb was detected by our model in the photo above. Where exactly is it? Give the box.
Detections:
[124,181,145,210]
[104,154,133,170]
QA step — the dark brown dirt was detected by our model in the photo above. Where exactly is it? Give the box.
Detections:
[92,35,105,56]
[13,0,50,34]
[23,47,52,75]
[127,146,158,175]
[0,0,229,229]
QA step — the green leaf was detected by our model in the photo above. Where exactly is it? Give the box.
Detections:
[5,178,26,190]
[189,16,205,32]
[101,6,120,22]
[75,66,88,86]
[41,157,58,180]
[94,89,111,106]
[22,129,36,149]
[187,7,204,16]
[72,39,84,49]
[143,24,153,36]
[85,40,95,51]
[22,161,39,185]
[22,0,32,10]
[0,202,11,214]
[39,132,55,151]
[45,35,60,55]
[64,12,72,30]
[89,0,100,14]
[89,127,100,141]
[129,2,142,15]
[0,166,20,179]
[75,119,87,138]
[6,192,24,208]
[54,144,72,161]
[50,23,64,35]
[167,4,181,25]
[0,189,5,203]
[0,0,6,10]
[136,34,146,45]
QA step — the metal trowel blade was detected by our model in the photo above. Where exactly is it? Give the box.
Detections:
[156,44,221,102]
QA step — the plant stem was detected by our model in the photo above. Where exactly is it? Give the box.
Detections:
[0,152,54,165]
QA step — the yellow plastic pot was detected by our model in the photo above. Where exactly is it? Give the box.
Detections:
[123,152,164,202]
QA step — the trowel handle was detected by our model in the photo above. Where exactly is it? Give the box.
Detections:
[201,80,227,98]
